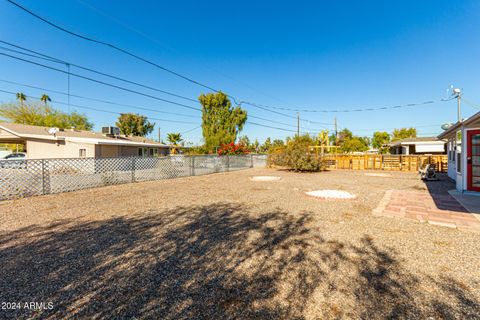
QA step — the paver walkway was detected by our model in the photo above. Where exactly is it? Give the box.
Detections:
[373,189,480,232]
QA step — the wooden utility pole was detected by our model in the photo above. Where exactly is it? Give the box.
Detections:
[158,127,161,143]
[297,112,300,136]
[334,117,338,145]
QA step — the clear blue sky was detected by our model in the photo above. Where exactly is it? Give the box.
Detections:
[1,0,479,144]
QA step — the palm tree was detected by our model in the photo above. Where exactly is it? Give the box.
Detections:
[167,132,183,154]
[167,132,183,145]
[16,92,26,107]
[40,94,51,106]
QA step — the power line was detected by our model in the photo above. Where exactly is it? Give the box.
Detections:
[0,78,200,118]
[0,40,200,104]
[0,88,199,125]
[6,1,431,118]
[0,51,204,112]
[0,77,324,130]
[241,99,442,113]
[6,0,222,94]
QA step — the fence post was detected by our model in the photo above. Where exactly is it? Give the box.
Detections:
[41,159,46,195]
[226,156,230,172]
[191,156,195,176]
[250,154,254,168]
[131,157,136,182]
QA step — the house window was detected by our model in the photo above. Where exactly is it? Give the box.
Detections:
[79,149,86,157]
[149,148,158,157]
[137,147,150,157]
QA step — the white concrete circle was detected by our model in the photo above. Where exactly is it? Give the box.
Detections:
[305,190,356,200]
[250,176,281,181]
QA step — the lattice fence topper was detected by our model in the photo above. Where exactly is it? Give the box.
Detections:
[0,154,267,201]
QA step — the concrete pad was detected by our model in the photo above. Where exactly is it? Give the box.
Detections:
[448,190,480,221]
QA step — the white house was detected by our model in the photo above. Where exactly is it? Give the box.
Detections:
[388,137,446,155]
[0,122,170,159]
[438,111,480,193]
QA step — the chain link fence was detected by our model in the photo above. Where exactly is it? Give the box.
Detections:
[0,154,267,200]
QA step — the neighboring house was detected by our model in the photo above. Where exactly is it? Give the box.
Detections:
[388,137,446,155]
[0,122,170,159]
[438,111,480,193]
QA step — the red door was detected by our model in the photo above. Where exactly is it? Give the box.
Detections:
[467,130,480,191]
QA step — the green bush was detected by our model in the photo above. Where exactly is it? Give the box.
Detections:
[269,135,325,172]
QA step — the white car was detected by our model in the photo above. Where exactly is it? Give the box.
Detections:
[1,152,27,169]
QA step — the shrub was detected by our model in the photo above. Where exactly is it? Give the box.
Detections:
[217,142,250,156]
[269,135,325,172]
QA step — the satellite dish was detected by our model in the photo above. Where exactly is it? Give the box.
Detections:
[48,127,58,136]
[441,123,453,130]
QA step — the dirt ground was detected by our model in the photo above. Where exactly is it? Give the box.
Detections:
[1,168,479,319]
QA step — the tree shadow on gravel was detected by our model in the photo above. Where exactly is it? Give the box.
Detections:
[0,203,478,319]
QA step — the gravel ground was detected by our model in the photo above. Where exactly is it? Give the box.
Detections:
[0,168,479,319]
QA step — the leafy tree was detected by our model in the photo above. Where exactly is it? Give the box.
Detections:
[0,102,93,130]
[372,131,391,153]
[199,92,247,151]
[16,92,26,107]
[116,113,154,137]
[238,135,250,147]
[340,137,369,153]
[40,94,51,106]
[391,128,417,141]
[272,139,285,147]
[338,128,353,145]
[167,132,183,145]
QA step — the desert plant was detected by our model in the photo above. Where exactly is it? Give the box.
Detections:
[269,135,325,172]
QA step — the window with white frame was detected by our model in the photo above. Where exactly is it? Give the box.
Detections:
[79,149,86,157]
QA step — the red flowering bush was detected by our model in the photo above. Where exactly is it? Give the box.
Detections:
[217,142,250,155]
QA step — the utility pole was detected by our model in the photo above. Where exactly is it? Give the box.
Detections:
[158,127,161,143]
[297,112,300,136]
[334,117,338,145]
[453,88,462,122]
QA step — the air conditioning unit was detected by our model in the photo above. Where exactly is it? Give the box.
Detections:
[102,126,120,136]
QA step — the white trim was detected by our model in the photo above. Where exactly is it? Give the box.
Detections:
[65,137,168,148]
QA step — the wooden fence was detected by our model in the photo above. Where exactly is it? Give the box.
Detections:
[320,154,448,172]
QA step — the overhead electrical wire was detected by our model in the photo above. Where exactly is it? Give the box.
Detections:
[0,88,199,124]
[0,79,199,119]
[6,0,222,94]
[0,77,322,131]
[0,40,334,126]
[0,40,199,103]
[5,1,444,117]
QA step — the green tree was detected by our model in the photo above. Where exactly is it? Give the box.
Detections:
[116,113,154,137]
[16,92,26,107]
[372,131,391,153]
[340,137,369,153]
[259,137,272,153]
[199,92,247,151]
[338,128,353,145]
[40,94,51,106]
[238,135,250,147]
[272,139,285,147]
[0,102,93,130]
[167,132,183,145]
[391,128,417,141]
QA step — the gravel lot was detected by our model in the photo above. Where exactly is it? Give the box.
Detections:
[1,168,479,319]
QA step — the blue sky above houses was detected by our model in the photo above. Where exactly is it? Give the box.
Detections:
[0,0,479,144]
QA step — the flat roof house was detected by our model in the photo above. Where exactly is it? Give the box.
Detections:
[388,137,446,155]
[438,111,480,193]
[0,122,170,159]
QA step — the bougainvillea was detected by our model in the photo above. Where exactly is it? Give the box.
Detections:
[217,142,250,155]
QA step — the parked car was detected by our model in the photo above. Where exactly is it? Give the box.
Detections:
[1,152,27,169]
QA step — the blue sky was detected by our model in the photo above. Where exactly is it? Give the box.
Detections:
[0,0,479,144]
